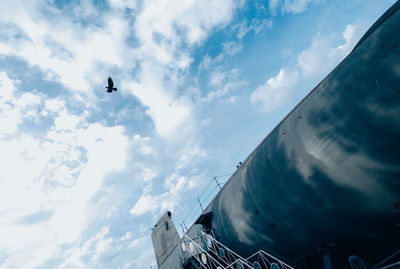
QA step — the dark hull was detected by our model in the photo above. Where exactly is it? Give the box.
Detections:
[200,2,400,268]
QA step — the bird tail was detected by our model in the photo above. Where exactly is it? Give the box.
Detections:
[113,88,117,91]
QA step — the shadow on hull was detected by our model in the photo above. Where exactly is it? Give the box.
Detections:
[153,1,400,268]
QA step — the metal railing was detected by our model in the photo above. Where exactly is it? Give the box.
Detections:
[200,232,253,269]
[179,174,231,233]
[372,250,400,269]
[180,233,226,269]
[180,231,294,269]
[246,250,293,269]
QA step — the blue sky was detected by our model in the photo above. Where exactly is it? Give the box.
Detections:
[0,0,396,268]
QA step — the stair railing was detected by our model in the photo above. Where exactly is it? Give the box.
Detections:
[180,233,226,269]
[246,250,293,269]
[200,232,254,269]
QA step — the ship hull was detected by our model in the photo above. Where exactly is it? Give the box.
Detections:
[201,2,400,268]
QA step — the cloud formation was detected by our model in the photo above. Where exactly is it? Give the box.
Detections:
[0,1,130,93]
[0,0,243,267]
[269,0,317,15]
[0,0,390,268]
[251,24,363,113]
[0,71,130,268]
[130,173,196,216]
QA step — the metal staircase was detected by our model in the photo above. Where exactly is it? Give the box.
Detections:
[179,231,294,269]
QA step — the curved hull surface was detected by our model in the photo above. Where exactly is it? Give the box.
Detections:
[204,2,400,268]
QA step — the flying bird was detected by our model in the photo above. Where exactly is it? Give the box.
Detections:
[106,77,117,93]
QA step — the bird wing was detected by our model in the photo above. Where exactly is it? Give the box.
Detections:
[108,77,114,88]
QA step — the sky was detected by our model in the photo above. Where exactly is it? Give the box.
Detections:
[0,0,397,268]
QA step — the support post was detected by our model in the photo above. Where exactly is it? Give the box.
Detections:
[214,176,222,190]
[198,197,204,211]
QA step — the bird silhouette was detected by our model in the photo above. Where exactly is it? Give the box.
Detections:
[106,77,117,92]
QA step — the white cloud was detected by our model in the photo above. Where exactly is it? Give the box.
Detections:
[252,18,273,34]
[0,73,47,137]
[269,0,281,15]
[222,41,243,57]
[141,167,156,182]
[124,63,192,137]
[53,109,83,131]
[0,1,131,95]
[203,68,244,103]
[129,173,195,216]
[60,226,135,268]
[18,92,41,109]
[129,194,160,215]
[251,68,299,112]
[1,0,243,139]
[268,0,316,15]
[283,0,314,14]
[200,118,212,127]
[132,134,154,156]
[297,25,359,78]
[45,98,65,113]
[107,0,137,10]
[235,21,251,39]
[0,131,128,267]
[0,72,19,135]
[233,19,272,39]
[123,239,156,269]
[209,70,226,87]
[251,24,361,112]
[0,0,246,267]
[199,54,213,70]
[176,144,207,170]
[135,0,238,51]
[0,72,131,268]
[123,0,243,137]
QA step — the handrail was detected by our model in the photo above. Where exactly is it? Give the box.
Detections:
[247,250,293,269]
[379,261,400,269]
[180,234,226,269]
[179,174,231,233]
[371,250,400,269]
[201,232,253,269]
